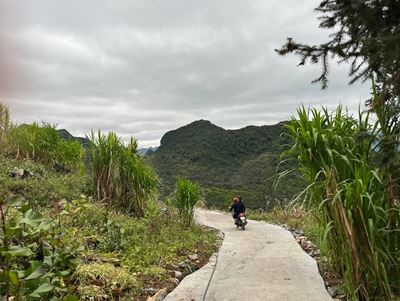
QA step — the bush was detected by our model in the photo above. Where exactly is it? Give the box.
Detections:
[174,178,201,227]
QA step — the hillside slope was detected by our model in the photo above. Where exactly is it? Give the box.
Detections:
[147,120,303,209]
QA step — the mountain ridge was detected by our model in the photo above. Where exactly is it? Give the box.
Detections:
[147,119,302,209]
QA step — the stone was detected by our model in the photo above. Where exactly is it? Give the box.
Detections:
[188,254,198,260]
[145,288,157,294]
[147,288,167,301]
[10,167,33,179]
[327,286,337,297]
[174,270,183,278]
[178,261,188,268]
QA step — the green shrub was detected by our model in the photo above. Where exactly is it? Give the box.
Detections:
[174,178,201,227]
[0,197,81,300]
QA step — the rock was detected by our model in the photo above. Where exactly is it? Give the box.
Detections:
[9,167,33,179]
[327,286,337,297]
[147,288,167,301]
[178,261,189,268]
[174,270,183,278]
[145,287,157,294]
[188,254,198,260]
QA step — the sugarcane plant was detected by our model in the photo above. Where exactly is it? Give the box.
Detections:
[87,131,157,217]
[174,178,201,227]
[281,105,400,300]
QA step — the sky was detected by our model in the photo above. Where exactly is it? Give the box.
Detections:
[0,0,370,147]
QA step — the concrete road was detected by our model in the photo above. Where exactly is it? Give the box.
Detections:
[165,209,332,301]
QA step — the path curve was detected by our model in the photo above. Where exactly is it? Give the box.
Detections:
[165,209,331,301]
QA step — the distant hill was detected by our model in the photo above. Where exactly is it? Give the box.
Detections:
[57,129,90,147]
[138,146,159,156]
[147,120,303,209]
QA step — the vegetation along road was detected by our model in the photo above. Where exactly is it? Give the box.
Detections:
[165,209,331,301]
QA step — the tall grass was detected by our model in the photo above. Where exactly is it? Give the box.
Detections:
[88,131,157,216]
[283,106,400,300]
[175,178,201,227]
[0,104,11,149]
[0,104,84,171]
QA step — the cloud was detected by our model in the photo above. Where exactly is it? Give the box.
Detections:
[0,0,369,147]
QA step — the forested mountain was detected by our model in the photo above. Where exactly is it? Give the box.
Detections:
[147,120,303,209]
[57,129,90,147]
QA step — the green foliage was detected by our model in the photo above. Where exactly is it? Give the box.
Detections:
[0,104,85,171]
[56,139,85,172]
[0,155,89,208]
[283,106,400,300]
[277,0,400,94]
[0,103,11,149]
[148,120,303,209]
[0,198,81,300]
[75,263,141,299]
[248,206,320,244]
[8,123,60,164]
[88,131,157,216]
[59,198,217,299]
[174,178,201,227]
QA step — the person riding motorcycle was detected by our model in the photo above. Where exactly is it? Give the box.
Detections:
[230,196,246,224]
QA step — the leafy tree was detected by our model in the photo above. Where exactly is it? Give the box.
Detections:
[277,0,400,93]
[277,0,400,228]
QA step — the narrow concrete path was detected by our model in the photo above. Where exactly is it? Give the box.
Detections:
[165,209,331,301]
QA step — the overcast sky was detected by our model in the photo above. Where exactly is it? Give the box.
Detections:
[0,0,369,147]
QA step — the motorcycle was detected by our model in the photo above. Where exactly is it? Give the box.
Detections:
[233,212,247,230]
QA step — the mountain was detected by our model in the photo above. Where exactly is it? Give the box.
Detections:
[138,146,159,156]
[146,120,303,209]
[57,129,90,147]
